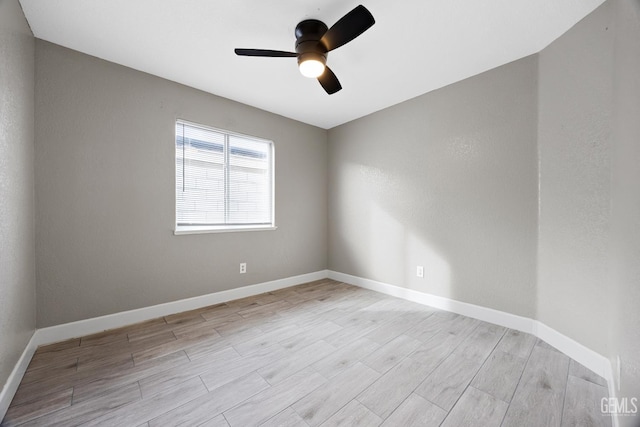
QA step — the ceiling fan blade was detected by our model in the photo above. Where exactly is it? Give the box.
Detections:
[320,5,375,52]
[318,66,342,94]
[234,48,297,57]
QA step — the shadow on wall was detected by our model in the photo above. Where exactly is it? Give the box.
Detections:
[332,160,455,294]
[332,150,537,319]
[366,201,452,298]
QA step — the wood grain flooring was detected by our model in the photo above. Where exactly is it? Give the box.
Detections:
[1,279,611,426]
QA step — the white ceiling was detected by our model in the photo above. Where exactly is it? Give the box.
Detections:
[20,0,605,129]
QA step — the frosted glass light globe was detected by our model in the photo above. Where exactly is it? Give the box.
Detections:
[299,59,325,78]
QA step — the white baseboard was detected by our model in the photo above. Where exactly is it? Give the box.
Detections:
[0,333,38,420]
[328,271,535,335]
[532,321,610,380]
[328,270,615,399]
[33,270,329,347]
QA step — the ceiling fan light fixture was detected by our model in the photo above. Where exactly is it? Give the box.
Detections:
[298,53,326,78]
[234,5,375,94]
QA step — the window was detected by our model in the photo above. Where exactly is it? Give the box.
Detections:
[175,120,275,234]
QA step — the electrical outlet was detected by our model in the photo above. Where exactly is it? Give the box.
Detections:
[416,266,424,278]
[240,263,247,274]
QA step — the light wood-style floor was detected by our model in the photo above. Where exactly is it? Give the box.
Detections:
[2,279,611,427]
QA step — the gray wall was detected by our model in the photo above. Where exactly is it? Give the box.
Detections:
[328,56,539,318]
[0,0,36,391]
[541,0,640,413]
[537,3,640,408]
[610,0,640,421]
[537,1,613,355]
[35,41,328,327]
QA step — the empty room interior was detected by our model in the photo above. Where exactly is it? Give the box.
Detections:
[1,0,639,426]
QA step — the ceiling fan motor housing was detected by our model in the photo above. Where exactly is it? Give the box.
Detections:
[295,19,328,67]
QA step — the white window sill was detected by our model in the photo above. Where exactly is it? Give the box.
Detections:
[174,225,277,235]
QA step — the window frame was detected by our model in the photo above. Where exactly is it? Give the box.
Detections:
[174,119,276,235]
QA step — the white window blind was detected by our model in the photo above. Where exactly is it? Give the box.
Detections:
[175,120,274,231]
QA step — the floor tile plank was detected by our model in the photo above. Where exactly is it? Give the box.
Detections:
[20,360,78,385]
[80,329,129,348]
[232,324,302,356]
[125,318,172,342]
[414,351,484,411]
[320,400,383,427]
[569,359,608,387]
[380,393,447,427]
[223,367,326,427]
[258,340,336,385]
[364,311,431,345]
[496,329,537,359]
[292,362,380,426]
[261,407,309,427]
[138,346,240,398]
[362,334,422,374]
[183,326,264,360]
[471,349,527,403]
[279,321,343,352]
[2,388,73,427]
[132,329,221,364]
[11,356,135,407]
[35,338,81,354]
[561,375,611,427]
[237,299,292,318]
[357,355,437,419]
[312,337,380,380]
[19,382,141,427]
[407,330,466,366]
[148,372,269,427]
[72,350,190,403]
[452,322,506,362]
[199,414,230,427]
[440,386,508,427]
[199,343,289,391]
[501,344,570,427]
[76,330,176,369]
[81,376,207,427]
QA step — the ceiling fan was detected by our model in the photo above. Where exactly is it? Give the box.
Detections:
[234,5,375,95]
